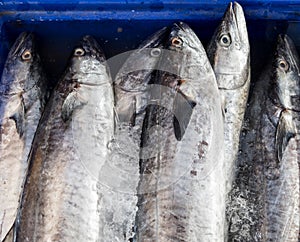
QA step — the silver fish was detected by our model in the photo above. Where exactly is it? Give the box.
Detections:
[0,32,48,242]
[135,22,225,242]
[228,34,300,241]
[15,36,114,242]
[207,1,250,195]
[273,34,300,242]
[96,28,168,241]
[114,27,168,125]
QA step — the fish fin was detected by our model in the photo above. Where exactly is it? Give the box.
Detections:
[2,223,14,242]
[129,96,137,126]
[113,106,120,128]
[220,92,226,120]
[173,91,196,141]
[9,95,25,137]
[61,91,87,122]
[275,110,296,163]
[115,96,137,126]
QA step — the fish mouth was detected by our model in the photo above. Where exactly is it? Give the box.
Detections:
[223,2,248,46]
[10,32,34,59]
[233,2,249,44]
[139,26,169,49]
[80,35,106,63]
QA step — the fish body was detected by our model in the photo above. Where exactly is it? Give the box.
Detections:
[135,22,225,242]
[0,32,48,241]
[228,34,300,241]
[15,36,114,242]
[207,1,250,195]
[98,27,168,241]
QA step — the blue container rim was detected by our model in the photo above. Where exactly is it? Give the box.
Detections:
[0,1,300,20]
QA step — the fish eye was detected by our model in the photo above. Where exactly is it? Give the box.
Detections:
[150,48,161,57]
[21,50,32,61]
[74,48,85,57]
[219,34,232,47]
[171,37,183,48]
[279,60,289,71]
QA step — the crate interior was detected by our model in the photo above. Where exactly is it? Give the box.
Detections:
[0,2,300,89]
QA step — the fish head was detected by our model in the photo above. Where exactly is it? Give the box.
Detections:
[70,35,110,85]
[270,34,300,112]
[207,2,250,89]
[163,22,210,98]
[114,27,168,92]
[167,22,207,58]
[0,32,38,94]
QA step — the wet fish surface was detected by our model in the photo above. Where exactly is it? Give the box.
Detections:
[207,1,250,196]
[15,36,114,242]
[228,34,300,241]
[0,32,48,241]
[97,27,168,241]
[135,22,225,242]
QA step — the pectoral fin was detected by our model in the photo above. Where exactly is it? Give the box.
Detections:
[275,110,296,163]
[61,91,87,122]
[9,95,25,137]
[115,95,136,126]
[173,90,196,141]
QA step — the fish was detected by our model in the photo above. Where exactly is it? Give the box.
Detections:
[114,27,168,125]
[135,22,225,241]
[96,27,169,241]
[207,1,250,196]
[0,32,48,242]
[227,34,300,241]
[15,36,114,242]
[273,34,300,242]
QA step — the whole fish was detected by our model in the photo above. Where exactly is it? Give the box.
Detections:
[228,34,300,241]
[15,36,114,242]
[135,22,225,241]
[207,1,250,195]
[96,27,168,241]
[0,32,48,242]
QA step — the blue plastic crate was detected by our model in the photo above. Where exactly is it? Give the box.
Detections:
[0,0,300,85]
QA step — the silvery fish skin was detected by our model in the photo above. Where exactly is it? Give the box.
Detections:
[207,1,250,195]
[114,27,168,125]
[97,28,168,241]
[272,35,300,242]
[15,36,114,242]
[0,32,47,242]
[135,22,225,242]
[228,35,299,241]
